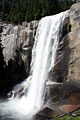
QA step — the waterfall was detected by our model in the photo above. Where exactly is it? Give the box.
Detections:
[0,11,67,119]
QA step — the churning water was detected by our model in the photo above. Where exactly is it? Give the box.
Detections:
[0,11,67,120]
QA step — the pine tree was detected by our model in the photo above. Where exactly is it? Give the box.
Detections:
[0,0,76,24]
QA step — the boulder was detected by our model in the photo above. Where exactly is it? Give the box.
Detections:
[36,107,61,119]
[60,104,80,114]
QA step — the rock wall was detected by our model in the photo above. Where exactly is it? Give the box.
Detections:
[49,11,70,82]
[46,3,80,110]
[64,3,80,81]
[0,21,38,74]
[0,2,80,95]
[1,2,80,84]
[0,21,38,95]
[50,2,80,82]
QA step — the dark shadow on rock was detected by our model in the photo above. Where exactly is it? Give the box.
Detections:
[0,27,8,97]
[49,16,70,83]
[47,81,80,105]
[0,39,27,97]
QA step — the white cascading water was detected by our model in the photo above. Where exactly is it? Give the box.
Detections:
[0,11,67,119]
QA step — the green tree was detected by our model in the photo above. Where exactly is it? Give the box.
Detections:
[0,0,76,24]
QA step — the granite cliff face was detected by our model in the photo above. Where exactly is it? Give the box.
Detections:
[0,21,38,95]
[0,2,79,118]
[0,2,80,96]
[50,2,80,83]
[0,20,38,74]
[64,2,80,81]
[47,2,80,111]
[1,2,80,83]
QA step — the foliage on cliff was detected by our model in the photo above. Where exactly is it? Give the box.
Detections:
[0,0,75,24]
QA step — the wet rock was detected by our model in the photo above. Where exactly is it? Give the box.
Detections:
[46,81,63,87]
[54,3,80,82]
[36,107,60,119]
[45,92,80,116]
[49,11,69,83]
[7,91,13,97]
[54,81,79,96]
[60,105,80,114]
[46,81,80,114]
[71,110,80,117]
[46,82,63,103]
[7,86,25,98]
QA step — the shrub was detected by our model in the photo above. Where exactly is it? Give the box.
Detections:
[67,24,71,32]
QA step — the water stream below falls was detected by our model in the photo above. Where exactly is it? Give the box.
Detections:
[0,11,67,120]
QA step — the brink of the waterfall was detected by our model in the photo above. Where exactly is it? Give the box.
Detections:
[0,11,67,119]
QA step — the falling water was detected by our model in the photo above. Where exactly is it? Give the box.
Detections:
[0,11,67,119]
